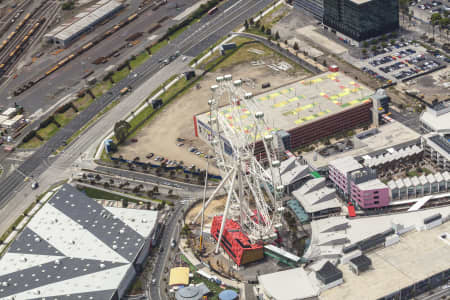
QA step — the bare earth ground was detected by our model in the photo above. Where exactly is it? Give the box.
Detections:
[185,196,226,226]
[117,46,309,173]
[403,67,449,104]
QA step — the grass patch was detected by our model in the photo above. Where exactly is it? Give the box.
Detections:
[54,108,77,127]
[406,167,432,177]
[57,99,120,153]
[180,254,198,272]
[243,3,289,38]
[91,80,113,98]
[144,74,179,101]
[244,27,270,38]
[212,40,308,74]
[198,36,254,69]
[19,136,44,149]
[73,94,94,111]
[260,3,288,29]
[78,186,143,203]
[130,51,150,69]
[0,215,24,243]
[37,123,59,140]
[151,39,168,54]
[112,67,131,83]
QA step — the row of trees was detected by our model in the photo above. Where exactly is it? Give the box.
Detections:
[430,13,450,41]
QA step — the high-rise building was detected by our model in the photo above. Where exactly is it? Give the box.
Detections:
[292,0,324,19]
[323,0,399,43]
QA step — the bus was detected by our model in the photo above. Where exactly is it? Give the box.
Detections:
[120,86,130,95]
[207,6,218,15]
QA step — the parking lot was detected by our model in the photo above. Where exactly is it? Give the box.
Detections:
[354,41,447,82]
[410,0,447,23]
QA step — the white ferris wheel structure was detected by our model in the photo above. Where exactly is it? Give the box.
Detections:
[193,74,285,252]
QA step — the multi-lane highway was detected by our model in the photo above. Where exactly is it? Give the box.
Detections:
[0,0,273,204]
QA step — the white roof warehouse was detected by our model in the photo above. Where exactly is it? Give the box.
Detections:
[0,184,158,300]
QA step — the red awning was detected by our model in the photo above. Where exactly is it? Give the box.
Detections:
[348,205,356,218]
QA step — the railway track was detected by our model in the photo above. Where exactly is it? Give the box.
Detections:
[0,1,55,79]
[12,0,168,96]
[0,0,33,39]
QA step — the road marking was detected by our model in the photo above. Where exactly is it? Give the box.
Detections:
[224,0,243,13]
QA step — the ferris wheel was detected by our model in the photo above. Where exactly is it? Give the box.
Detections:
[193,74,284,251]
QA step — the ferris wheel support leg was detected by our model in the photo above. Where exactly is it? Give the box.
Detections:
[215,169,236,254]
[191,168,235,224]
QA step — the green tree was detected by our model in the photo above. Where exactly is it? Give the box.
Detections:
[439,17,449,39]
[430,13,442,39]
[293,42,299,51]
[398,0,409,23]
[275,31,280,40]
[62,0,75,10]
[244,19,249,30]
[266,27,271,35]
[362,41,369,48]
[260,24,265,33]
[114,120,131,144]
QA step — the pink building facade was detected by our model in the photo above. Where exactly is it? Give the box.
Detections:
[329,157,391,209]
[350,180,391,209]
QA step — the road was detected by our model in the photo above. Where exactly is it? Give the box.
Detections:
[0,0,272,204]
[0,0,197,113]
[389,107,422,133]
[0,0,272,237]
[0,2,274,299]
[93,164,214,193]
[149,202,185,300]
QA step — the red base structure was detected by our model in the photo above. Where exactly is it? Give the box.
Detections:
[211,216,264,266]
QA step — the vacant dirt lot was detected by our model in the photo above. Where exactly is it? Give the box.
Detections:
[117,42,310,173]
[185,196,227,226]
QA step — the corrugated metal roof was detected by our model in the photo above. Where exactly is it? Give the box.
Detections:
[46,0,123,42]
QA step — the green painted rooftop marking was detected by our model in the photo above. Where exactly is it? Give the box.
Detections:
[311,171,321,178]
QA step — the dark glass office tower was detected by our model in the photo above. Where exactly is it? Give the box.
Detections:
[323,0,399,42]
[293,0,324,19]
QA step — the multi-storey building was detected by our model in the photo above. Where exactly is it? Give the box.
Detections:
[420,102,450,134]
[292,0,324,19]
[329,156,390,209]
[350,178,390,209]
[328,156,363,198]
[422,133,450,172]
[388,171,450,200]
[322,0,399,44]
[194,72,375,158]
